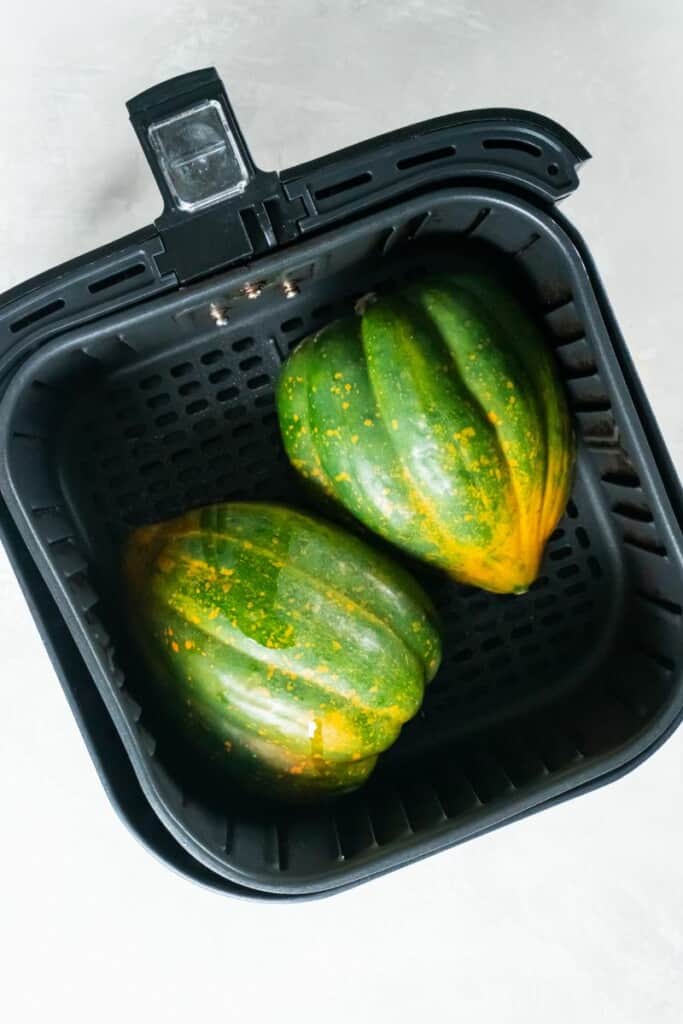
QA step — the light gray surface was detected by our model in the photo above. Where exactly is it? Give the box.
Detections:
[1,2,682,1022]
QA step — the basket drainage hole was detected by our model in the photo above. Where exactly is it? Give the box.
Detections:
[201,349,223,365]
[171,362,193,378]
[575,527,590,549]
[147,393,170,410]
[547,163,560,176]
[549,544,573,561]
[209,367,232,385]
[232,337,254,353]
[240,355,262,372]
[217,386,240,403]
[156,412,178,427]
[564,581,587,597]
[186,399,209,415]
[482,636,503,652]
[452,648,474,663]
[511,624,533,639]
[557,563,579,579]
[124,424,146,439]
[281,317,303,333]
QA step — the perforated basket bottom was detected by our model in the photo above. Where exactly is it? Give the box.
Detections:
[60,396,616,760]
[3,187,682,894]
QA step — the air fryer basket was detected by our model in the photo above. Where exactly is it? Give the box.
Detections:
[2,177,683,896]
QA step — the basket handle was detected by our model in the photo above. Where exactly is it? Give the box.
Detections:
[127,68,302,282]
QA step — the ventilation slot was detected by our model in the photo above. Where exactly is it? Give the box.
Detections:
[544,295,574,315]
[368,791,413,845]
[635,589,682,616]
[612,502,654,523]
[434,770,483,818]
[10,299,65,334]
[462,207,491,235]
[468,756,516,803]
[400,782,447,831]
[636,644,675,672]
[512,232,541,256]
[602,470,641,488]
[314,171,372,201]
[335,803,377,859]
[571,396,612,413]
[482,137,542,157]
[88,263,146,294]
[396,145,455,170]
[623,534,667,557]
[563,363,598,381]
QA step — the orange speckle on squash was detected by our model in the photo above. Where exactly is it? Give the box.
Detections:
[364,418,374,427]
[351,434,359,444]
[171,641,180,653]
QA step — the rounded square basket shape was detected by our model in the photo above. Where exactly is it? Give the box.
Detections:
[1,182,682,897]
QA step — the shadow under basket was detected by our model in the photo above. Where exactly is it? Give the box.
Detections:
[2,184,683,897]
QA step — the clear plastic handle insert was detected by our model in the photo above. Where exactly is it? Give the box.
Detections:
[148,99,249,212]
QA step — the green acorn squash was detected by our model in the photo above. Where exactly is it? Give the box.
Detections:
[277,271,574,594]
[124,503,440,801]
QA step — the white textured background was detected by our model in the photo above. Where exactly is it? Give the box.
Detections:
[1,2,682,1021]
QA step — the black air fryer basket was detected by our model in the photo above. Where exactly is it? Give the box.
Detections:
[1,68,682,899]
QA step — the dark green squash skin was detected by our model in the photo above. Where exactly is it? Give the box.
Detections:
[276,271,574,594]
[124,503,441,802]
